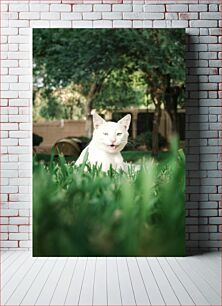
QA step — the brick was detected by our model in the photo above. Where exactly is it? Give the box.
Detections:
[9,233,29,240]
[199,52,217,60]
[1,208,19,216]
[30,20,50,28]
[9,217,29,225]
[41,12,60,20]
[94,4,111,12]
[19,241,31,248]
[83,12,102,20]
[209,28,221,35]
[172,20,188,28]
[133,5,143,12]
[200,202,218,209]
[93,20,112,28]
[0,217,8,224]
[9,68,30,75]
[209,60,221,68]
[19,209,29,217]
[50,4,71,12]
[199,225,218,233]
[29,4,49,12]
[0,241,18,248]
[166,5,188,12]
[61,12,82,20]
[191,233,209,241]
[8,146,29,154]
[143,5,165,12]
[9,99,29,107]
[199,36,217,44]
[143,21,152,28]
[9,115,29,123]
[1,4,8,11]
[9,155,19,162]
[209,194,221,201]
[210,233,221,240]
[113,20,132,28]
[102,12,122,19]
[2,123,18,130]
[190,20,217,28]
[112,4,132,11]
[123,12,164,19]
[1,233,8,240]
[153,20,172,28]
[199,209,218,217]
[189,4,207,11]
[199,240,221,248]
[165,13,178,20]
[19,12,40,19]
[1,138,18,146]
[200,185,217,194]
[2,169,18,178]
[9,20,29,28]
[72,20,93,28]
[50,21,72,28]
[73,4,92,12]
[9,4,28,11]
[2,60,18,68]
[2,12,17,21]
[179,13,198,20]
[200,12,221,20]
[19,226,30,233]
[209,4,219,11]
[208,44,221,52]
[133,20,143,28]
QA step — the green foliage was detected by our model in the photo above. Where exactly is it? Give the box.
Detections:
[33,29,186,120]
[134,131,168,150]
[39,94,64,120]
[33,140,185,256]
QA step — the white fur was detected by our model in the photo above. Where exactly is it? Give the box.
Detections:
[75,113,131,171]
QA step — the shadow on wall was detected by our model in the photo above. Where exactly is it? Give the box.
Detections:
[185,34,201,255]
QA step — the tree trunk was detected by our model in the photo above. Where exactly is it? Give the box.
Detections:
[152,100,161,156]
[164,76,180,135]
[85,83,98,138]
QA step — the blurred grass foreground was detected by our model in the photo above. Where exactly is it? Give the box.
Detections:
[33,139,185,257]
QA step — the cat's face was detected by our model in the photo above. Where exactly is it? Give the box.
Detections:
[92,113,131,153]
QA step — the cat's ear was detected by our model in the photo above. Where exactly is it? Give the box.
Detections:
[92,113,105,129]
[118,114,131,131]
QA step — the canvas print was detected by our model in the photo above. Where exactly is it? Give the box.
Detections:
[33,29,186,256]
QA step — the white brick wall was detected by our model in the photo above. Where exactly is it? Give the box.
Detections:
[0,0,221,253]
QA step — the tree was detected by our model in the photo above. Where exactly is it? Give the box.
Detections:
[33,29,185,152]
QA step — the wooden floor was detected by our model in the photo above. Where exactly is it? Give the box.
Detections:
[1,251,220,306]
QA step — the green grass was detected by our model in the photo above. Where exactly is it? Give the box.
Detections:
[33,139,185,257]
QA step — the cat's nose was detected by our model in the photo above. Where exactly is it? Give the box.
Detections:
[111,139,116,143]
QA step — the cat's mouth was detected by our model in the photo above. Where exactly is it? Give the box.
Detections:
[107,144,118,150]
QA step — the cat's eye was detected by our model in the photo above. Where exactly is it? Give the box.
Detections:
[103,132,108,136]
[117,133,122,136]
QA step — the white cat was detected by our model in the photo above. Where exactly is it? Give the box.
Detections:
[75,113,131,171]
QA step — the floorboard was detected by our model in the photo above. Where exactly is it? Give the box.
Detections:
[50,257,77,305]
[1,252,220,306]
[78,257,96,305]
[65,257,87,305]
[157,258,194,305]
[166,257,210,305]
[107,258,122,306]
[116,257,136,305]
[147,257,180,305]
[35,258,67,305]
[137,257,165,305]
[93,257,107,305]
